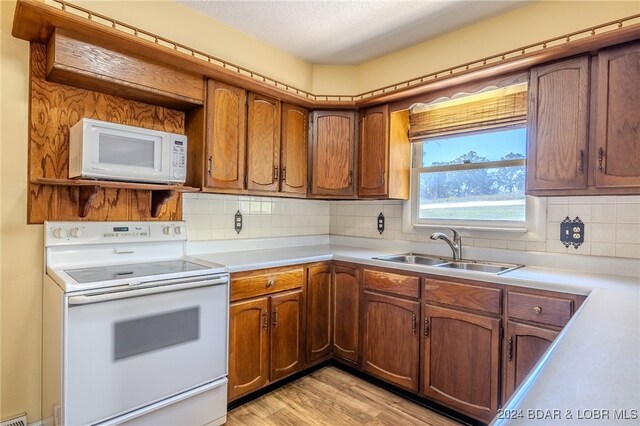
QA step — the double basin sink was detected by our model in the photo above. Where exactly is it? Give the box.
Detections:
[372,253,523,275]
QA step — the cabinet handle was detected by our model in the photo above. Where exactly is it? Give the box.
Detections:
[533,306,542,314]
[412,314,416,335]
[424,318,429,337]
[281,167,286,182]
[578,150,584,174]
[598,147,604,171]
[508,336,513,361]
[208,156,213,176]
[272,310,278,328]
[273,166,279,182]
[381,169,385,185]
[262,312,268,330]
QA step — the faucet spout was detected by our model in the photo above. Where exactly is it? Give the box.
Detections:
[429,228,462,260]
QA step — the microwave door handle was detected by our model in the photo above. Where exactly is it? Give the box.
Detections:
[68,276,228,306]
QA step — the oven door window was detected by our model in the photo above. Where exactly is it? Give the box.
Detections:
[114,307,200,360]
[65,283,227,426]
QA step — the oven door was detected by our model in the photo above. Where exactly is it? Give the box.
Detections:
[64,275,228,426]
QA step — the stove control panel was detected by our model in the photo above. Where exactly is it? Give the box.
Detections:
[45,221,187,246]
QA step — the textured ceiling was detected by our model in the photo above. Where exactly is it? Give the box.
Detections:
[178,0,530,64]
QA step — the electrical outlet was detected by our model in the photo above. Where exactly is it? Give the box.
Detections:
[560,216,584,249]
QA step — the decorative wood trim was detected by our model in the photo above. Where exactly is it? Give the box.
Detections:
[12,0,640,109]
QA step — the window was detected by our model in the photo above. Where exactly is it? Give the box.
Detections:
[409,84,532,231]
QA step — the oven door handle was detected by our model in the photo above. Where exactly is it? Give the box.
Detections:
[67,275,228,306]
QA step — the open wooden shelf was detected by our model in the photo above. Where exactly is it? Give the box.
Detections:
[33,178,199,218]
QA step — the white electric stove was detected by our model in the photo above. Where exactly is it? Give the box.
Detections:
[42,221,229,426]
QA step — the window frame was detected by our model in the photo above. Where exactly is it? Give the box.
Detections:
[410,128,532,232]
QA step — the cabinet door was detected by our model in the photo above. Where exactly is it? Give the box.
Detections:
[270,289,302,381]
[305,264,332,363]
[247,93,281,192]
[332,264,360,363]
[362,291,420,392]
[423,304,501,423]
[594,43,640,188]
[310,111,356,197]
[358,105,389,197]
[228,297,269,401]
[205,80,247,190]
[503,320,558,403]
[527,56,590,192]
[281,104,308,195]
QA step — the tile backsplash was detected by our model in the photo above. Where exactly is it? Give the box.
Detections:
[184,193,640,260]
[183,193,330,240]
[329,196,640,260]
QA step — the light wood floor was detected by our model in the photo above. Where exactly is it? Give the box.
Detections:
[226,366,462,425]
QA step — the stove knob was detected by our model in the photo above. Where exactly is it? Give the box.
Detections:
[70,227,82,238]
[53,228,67,238]
[174,226,182,235]
[163,226,172,235]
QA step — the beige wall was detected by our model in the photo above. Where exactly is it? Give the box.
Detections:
[71,0,315,91]
[1,0,41,421]
[315,0,640,94]
[1,0,639,422]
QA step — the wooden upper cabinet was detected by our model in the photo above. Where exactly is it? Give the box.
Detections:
[305,263,332,364]
[310,111,357,197]
[205,80,247,191]
[247,93,281,192]
[359,105,389,197]
[281,104,308,195]
[423,304,501,423]
[228,297,269,401]
[358,106,410,199]
[270,289,303,382]
[527,56,590,192]
[594,42,640,189]
[332,264,360,363]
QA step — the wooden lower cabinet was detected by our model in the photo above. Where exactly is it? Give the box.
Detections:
[503,321,559,404]
[270,289,303,381]
[332,264,360,363]
[305,263,332,364]
[423,304,501,423]
[228,290,302,401]
[228,297,269,400]
[362,291,420,392]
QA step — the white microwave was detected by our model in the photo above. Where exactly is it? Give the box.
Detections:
[69,118,187,184]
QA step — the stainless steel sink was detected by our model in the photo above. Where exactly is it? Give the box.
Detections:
[437,261,523,275]
[372,253,523,275]
[372,253,449,266]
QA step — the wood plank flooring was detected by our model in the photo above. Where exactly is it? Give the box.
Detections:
[226,366,462,425]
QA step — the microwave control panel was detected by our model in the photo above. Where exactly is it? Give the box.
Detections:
[171,136,187,181]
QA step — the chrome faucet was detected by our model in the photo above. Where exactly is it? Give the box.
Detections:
[430,228,462,260]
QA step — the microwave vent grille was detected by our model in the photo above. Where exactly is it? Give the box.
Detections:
[69,155,79,176]
[0,413,26,426]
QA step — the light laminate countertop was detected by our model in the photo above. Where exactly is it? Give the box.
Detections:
[191,243,640,425]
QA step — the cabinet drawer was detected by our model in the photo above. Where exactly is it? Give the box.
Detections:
[231,266,304,302]
[426,279,502,315]
[363,269,420,299]
[508,292,573,327]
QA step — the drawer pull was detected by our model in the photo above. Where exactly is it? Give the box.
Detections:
[533,306,542,314]
[267,279,275,288]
